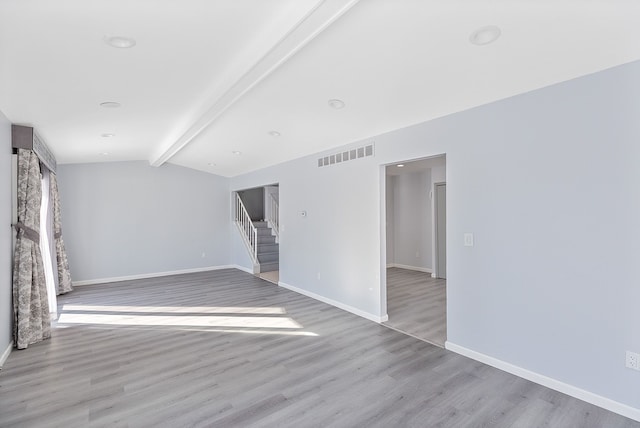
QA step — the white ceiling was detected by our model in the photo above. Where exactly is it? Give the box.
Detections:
[1,0,640,177]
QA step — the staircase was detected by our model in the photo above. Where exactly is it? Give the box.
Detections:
[254,221,279,272]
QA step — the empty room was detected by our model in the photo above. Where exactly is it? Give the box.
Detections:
[1,1,639,427]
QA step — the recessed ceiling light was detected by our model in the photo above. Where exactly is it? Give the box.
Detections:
[100,152,110,156]
[232,151,242,155]
[328,99,345,109]
[268,131,281,137]
[101,133,115,138]
[100,101,121,108]
[397,164,405,168]
[104,35,137,49]
[207,162,216,166]
[469,25,501,46]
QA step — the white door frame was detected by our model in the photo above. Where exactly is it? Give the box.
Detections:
[379,154,446,322]
[433,181,446,279]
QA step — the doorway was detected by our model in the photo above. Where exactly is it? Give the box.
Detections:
[382,155,447,347]
[234,184,280,284]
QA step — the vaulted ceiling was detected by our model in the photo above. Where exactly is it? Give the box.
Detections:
[1,0,639,177]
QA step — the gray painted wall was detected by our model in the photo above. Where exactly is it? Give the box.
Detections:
[238,187,264,221]
[430,164,446,271]
[230,60,640,410]
[0,111,12,357]
[389,170,432,270]
[385,176,395,264]
[57,161,231,281]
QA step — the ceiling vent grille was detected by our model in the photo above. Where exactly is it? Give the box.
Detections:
[317,143,374,168]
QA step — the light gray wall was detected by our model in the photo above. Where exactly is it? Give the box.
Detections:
[430,164,446,270]
[390,170,432,270]
[230,60,640,410]
[0,111,12,356]
[238,187,264,221]
[385,176,395,264]
[231,150,381,315]
[57,161,231,282]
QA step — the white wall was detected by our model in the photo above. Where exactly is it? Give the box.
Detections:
[231,60,640,412]
[0,111,12,359]
[56,161,231,282]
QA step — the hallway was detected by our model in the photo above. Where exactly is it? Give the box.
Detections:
[385,267,446,347]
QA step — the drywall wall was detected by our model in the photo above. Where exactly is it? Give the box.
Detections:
[238,187,264,221]
[430,163,446,272]
[0,111,12,359]
[385,176,395,264]
[431,164,445,183]
[390,170,432,270]
[57,161,231,282]
[231,60,640,412]
[231,148,381,317]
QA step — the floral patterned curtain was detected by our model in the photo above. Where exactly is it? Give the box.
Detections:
[50,173,73,295]
[13,149,50,349]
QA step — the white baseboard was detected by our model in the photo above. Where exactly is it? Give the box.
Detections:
[0,341,13,367]
[278,281,388,323]
[231,264,254,275]
[445,341,640,423]
[72,265,238,286]
[387,263,433,274]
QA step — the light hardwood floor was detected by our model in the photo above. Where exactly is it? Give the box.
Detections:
[0,269,637,427]
[384,267,446,347]
[258,270,279,285]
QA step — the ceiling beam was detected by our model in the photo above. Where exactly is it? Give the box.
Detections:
[149,0,361,167]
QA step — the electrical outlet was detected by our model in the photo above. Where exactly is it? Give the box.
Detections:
[464,233,474,247]
[626,351,640,370]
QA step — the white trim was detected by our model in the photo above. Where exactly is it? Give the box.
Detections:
[72,265,238,286]
[387,263,433,274]
[0,341,13,367]
[279,281,388,323]
[231,264,254,275]
[445,341,640,423]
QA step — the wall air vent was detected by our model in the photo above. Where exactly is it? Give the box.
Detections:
[318,143,374,168]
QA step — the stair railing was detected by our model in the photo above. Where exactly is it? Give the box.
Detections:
[267,194,280,239]
[235,193,258,263]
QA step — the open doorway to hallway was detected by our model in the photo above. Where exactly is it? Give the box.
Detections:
[383,155,446,347]
[234,184,280,284]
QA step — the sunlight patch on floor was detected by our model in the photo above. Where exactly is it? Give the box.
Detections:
[61,304,286,314]
[58,313,303,329]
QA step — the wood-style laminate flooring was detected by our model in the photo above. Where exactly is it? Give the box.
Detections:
[384,267,446,347]
[1,269,638,427]
[258,270,279,285]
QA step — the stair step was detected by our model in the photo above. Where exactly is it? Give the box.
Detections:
[256,228,272,236]
[253,221,269,228]
[257,235,276,244]
[258,252,279,263]
[257,243,279,253]
[260,261,279,273]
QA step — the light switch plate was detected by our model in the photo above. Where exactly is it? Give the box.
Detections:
[464,233,474,247]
